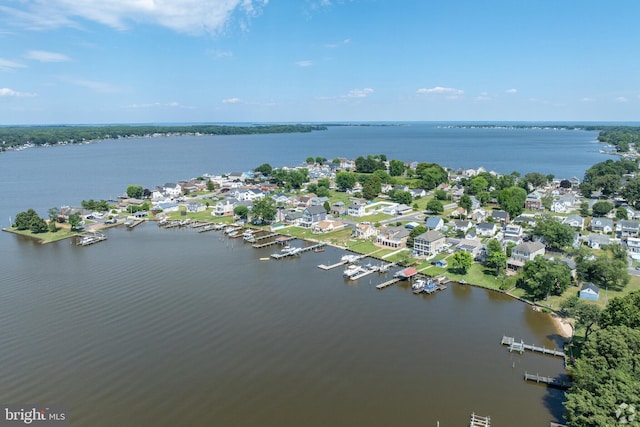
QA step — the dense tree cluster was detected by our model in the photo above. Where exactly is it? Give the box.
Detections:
[532,214,576,250]
[579,159,638,198]
[13,208,49,233]
[564,291,640,426]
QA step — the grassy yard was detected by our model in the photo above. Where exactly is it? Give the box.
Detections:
[3,223,78,243]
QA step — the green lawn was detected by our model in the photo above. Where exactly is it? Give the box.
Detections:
[3,225,78,243]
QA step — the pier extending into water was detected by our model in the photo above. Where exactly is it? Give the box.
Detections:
[501,336,565,358]
[524,372,573,390]
[376,278,401,289]
[469,413,491,426]
[270,243,326,259]
[252,235,294,248]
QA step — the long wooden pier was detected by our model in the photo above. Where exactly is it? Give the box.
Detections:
[252,235,294,248]
[469,413,491,426]
[376,278,401,289]
[501,336,565,358]
[270,243,326,259]
[524,372,573,390]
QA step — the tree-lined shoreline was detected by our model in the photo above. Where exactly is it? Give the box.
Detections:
[0,124,327,152]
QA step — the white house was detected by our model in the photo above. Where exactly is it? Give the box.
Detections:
[213,200,235,217]
[348,203,366,217]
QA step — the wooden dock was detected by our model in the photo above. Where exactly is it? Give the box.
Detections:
[524,372,573,390]
[469,413,491,426]
[252,235,294,248]
[376,278,401,289]
[501,336,565,358]
[270,243,325,259]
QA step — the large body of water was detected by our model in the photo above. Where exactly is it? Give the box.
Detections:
[0,123,613,426]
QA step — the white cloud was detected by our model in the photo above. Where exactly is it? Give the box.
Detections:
[616,96,629,103]
[580,97,595,102]
[505,88,517,94]
[207,49,233,58]
[24,50,71,62]
[64,78,120,93]
[296,60,313,67]
[124,101,194,109]
[416,86,464,96]
[0,58,27,71]
[1,1,268,36]
[324,38,351,48]
[344,88,374,98]
[222,97,242,104]
[475,92,493,101]
[0,87,36,97]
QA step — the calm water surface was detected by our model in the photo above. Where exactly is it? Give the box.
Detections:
[0,124,601,426]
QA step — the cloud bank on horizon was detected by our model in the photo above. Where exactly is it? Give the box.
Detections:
[1,0,639,124]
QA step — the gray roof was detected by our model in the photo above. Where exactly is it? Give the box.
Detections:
[416,230,445,242]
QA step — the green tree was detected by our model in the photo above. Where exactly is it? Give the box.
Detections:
[251,197,277,224]
[579,202,591,217]
[459,194,472,214]
[234,205,249,220]
[450,251,473,274]
[599,290,640,329]
[389,159,405,177]
[621,177,640,208]
[498,186,527,218]
[126,185,144,199]
[68,212,82,231]
[434,189,449,201]
[591,200,614,217]
[532,214,576,250]
[486,239,507,275]
[523,172,548,189]
[616,206,629,220]
[315,156,327,164]
[522,255,572,300]
[391,190,413,205]
[468,176,489,195]
[47,207,60,221]
[206,180,215,191]
[426,199,444,214]
[362,175,382,200]
[254,163,273,176]
[306,157,314,164]
[48,220,59,233]
[14,208,40,230]
[29,215,48,233]
[335,172,356,192]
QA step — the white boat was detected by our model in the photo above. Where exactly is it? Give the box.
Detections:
[343,264,366,279]
[411,279,426,293]
[341,254,360,263]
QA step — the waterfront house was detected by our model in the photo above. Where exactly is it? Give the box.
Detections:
[590,217,614,234]
[563,214,585,230]
[161,183,182,198]
[454,220,473,233]
[310,196,329,206]
[617,220,640,237]
[312,220,344,234]
[476,222,497,237]
[186,202,206,213]
[155,201,180,213]
[587,233,611,249]
[627,236,640,253]
[413,230,446,257]
[331,201,346,217]
[579,282,600,301]
[376,226,411,249]
[503,223,523,244]
[354,223,379,240]
[425,216,444,231]
[347,202,366,217]
[212,199,235,217]
[272,193,291,207]
[300,205,327,228]
[284,210,304,226]
[455,238,483,259]
[507,241,546,270]
[551,193,579,213]
[491,210,510,224]
[525,191,544,210]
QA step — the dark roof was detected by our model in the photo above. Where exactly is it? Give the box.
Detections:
[580,282,599,293]
[305,205,327,215]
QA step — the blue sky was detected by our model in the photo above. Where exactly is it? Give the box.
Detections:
[1,0,639,124]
